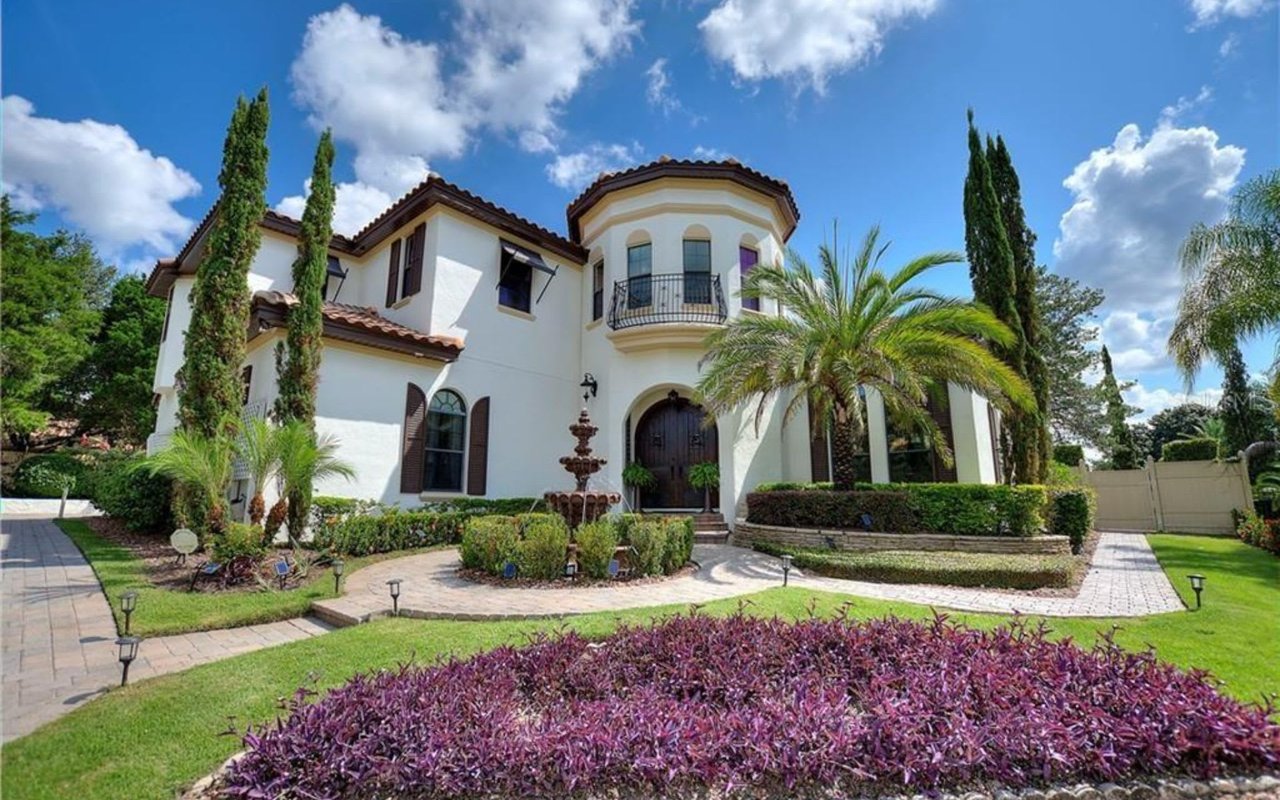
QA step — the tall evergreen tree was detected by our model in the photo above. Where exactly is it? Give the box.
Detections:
[275,130,336,539]
[987,135,1050,482]
[1218,344,1267,455]
[963,110,1031,482]
[177,89,270,442]
[1100,345,1139,469]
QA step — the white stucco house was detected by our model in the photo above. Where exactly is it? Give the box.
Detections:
[146,158,1002,523]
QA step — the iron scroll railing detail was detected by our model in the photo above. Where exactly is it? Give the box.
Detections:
[607,274,727,330]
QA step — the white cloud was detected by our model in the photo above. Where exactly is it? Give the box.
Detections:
[646,58,680,114]
[545,142,643,190]
[1188,0,1271,26]
[1219,32,1241,57]
[1100,311,1174,373]
[279,1,640,233]
[692,145,732,160]
[699,0,938,90]
[1123,383,1223,421]
[1158,85,1212,127]
[1053,118,1244,314]
[2,95,200,256]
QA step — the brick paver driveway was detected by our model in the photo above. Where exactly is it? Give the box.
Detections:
[313,531,1185,625]
[1,516,332,742]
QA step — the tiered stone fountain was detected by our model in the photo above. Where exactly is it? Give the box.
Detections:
[544,407,622,529]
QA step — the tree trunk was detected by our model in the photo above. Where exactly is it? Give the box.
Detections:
[248,493,265,527]
[830,403,858,491]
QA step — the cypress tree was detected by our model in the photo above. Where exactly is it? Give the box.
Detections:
[963,110,1030,482]
[275,130,336,538]
[987,134,1050,482]
[1218,344,1261,455]
[1100,346,1139,469]
[177,89,270,439]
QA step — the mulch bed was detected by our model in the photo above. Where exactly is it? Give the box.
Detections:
[457,563,697,589]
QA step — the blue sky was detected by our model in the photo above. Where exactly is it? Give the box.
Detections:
[4,0,1276,418]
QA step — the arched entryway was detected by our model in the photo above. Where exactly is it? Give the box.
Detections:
[633,391,719,510]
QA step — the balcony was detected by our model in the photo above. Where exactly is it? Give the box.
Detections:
[607,274,726,330]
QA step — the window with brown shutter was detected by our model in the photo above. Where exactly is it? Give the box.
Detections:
[386,239,402,307]
[467,396,490,496]
[928,389,958,482]
[807,396,830,483]
[400,382,427,493]
[403,223,426,298]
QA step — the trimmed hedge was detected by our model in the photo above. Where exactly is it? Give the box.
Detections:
[1047,487,1095,554]
[316,510,468,556]
[518,516,571,580]
[1052,444,1085,467]
[574,520,619,579]
[460,516,521,573]
[1162,438,1219,462]
[418,497,547,515]
[10,452,93,498]
[747,484,1048,538]
[87,453,174,534]
[753,541,1075,589]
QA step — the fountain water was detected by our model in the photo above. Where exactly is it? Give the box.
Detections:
[544,406,622,529]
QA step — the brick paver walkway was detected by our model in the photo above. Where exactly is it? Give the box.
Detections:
[313,531,1185,625]
[1,517,333,742]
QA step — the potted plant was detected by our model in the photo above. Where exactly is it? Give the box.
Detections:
[688,462,719,513]
[621,462,655,511]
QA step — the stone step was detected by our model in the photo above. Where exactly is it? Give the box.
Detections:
[693,530,730,545]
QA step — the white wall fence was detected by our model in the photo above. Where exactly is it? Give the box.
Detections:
[1081,456,1252,534]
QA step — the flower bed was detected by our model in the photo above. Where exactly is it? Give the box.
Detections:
[225,614,1279,798]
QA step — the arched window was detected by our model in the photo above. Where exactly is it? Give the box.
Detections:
[682,224,712,304]
[425,390,467,491]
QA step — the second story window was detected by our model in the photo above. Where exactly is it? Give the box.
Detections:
[498,254,533,313]
[385,223,425,307]
[683,239,712,304]
[241,366,253,406]
[740,246,760,311]
[626,243,652,309]
[592,260,604,321]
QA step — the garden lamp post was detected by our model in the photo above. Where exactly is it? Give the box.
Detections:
[120,591,138,635]
[332,559,345,594]
[387,579,402,617]
[1187,574,1205,609]
[116,636,140,686]
[781,554,793,587]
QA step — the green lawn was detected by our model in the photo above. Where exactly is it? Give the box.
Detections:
[3,533,1275,800]
[55,519,434,636]
[754,543,1077,589]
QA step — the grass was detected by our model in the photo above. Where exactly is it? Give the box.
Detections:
[55,519,434,636]
[2,533,1275,800]
[755,543,1077,589]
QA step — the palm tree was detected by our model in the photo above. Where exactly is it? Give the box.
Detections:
[268,421,356,543]
[1169,169,1280,415]
[697,224,1034,490]
[1185,416,1228,459]
[139,429,235,537]
[238,417,282,526]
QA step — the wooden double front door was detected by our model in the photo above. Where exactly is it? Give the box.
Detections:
[634,397,718,510]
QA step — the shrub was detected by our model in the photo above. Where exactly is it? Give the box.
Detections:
[212,522,267,563]
[905,484,1046,538]
[660,516,695,573]
[460,516,521,573]
[1233,510,1280,556]
[518,516,570,580]
[318,510,467,556]
[747,489,918,531]
[10,452,92,498]
[89,454,174,534]
[754,480,832,492]
[227,614,1280,799]
[419,497,547,515]
[754,542,1075,590]
[1162,438,1219,462]
[574,520,619,579]
[1052,443,1085,466]
[1047,487,1095,554]
[1046,461,1081,486]
[625,519,668,576]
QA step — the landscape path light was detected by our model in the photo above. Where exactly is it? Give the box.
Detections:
[1187,573,1205,609]
[120,590,138,635]
[781,554,793,587]
[332,559,345,594]
[387,578,403,616]
[116,636,140,686]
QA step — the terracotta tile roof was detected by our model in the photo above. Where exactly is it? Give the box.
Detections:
[251,290,463,362]
[564,156,801,242]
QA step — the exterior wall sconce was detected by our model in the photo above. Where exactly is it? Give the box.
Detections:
[1187,574,1205,609]
[120,591,138,635]
[332,559,345,594]
[781,554,793,587]
[667,389,679,403]
[580,373,598,403]
[116,636,140,686]
[387,578,403,616]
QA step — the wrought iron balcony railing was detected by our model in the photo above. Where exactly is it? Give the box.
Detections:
[607,274,727,330]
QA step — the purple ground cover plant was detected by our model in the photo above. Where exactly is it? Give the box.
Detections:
[223,611,1280,799]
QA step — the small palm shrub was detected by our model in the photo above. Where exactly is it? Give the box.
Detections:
[518,516,570,580]
[574,520,618,579]
[460,516,520,573]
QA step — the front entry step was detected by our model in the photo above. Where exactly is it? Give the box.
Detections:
[693,530,730,545]
[644,511,726,532]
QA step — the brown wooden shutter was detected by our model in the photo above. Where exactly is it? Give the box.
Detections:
[386,239,402,307]
[928,389,958,483]
[466,396,490,496]
[403,223,426,297]
[400,382,427,493]
[807,397,830,483]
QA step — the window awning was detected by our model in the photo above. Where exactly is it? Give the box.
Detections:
[326,255,347,278]
[500,240,557,276]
